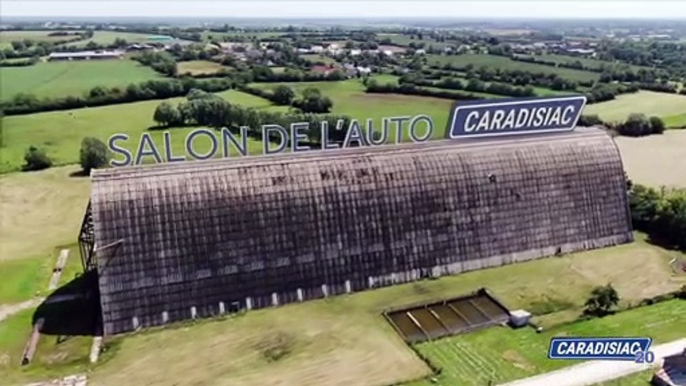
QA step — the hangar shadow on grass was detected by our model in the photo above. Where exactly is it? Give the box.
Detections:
[32,270,102,336]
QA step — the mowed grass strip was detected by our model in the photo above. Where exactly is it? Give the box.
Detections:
[663,112,686,129]
[54,236,685,386]
[177,60,228,75]
[0,59,162,101]
[583,90,686,123]
[406,300,686,386]
[0,90,280,173]
[427,54,601,82]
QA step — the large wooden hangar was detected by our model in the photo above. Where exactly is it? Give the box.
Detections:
[82,124,633,335]
[78,96,632,335]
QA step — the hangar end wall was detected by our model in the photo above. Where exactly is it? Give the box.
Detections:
[90,127,633,335]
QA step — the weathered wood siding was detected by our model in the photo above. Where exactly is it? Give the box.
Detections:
[91,128,633,335]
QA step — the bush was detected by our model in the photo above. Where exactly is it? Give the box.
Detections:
[583,284,619,317]
[23,146,52,171]
[79,137,110,175]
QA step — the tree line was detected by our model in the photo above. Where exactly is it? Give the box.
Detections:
[629,184,686,251]
[152,90,349,145]
[238,85,334,113]
[365,80,482,101]
[578,113,666,137]
[1,78,236,115]
[510,55,673,83]
[403,76,537,98]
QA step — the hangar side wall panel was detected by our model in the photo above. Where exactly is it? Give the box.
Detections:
[91,131,633,335]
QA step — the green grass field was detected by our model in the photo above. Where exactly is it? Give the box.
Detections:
[59,31,160,47]
[251,76,454,141]
[583,91,686,123]
[663,112,686,129]
[407,300,685,386]
[0,59,162,101]
[377,33,456,50]
[201,31,288,41]
[0,90,281,174]
[427,54,601,82]
[1,230,680,385]
[301,54,337,65]
[176,60,228,75]
[0,30,84,46]
[537,54,655,73]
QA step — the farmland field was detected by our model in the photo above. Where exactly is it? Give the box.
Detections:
[0,59,162,101]
[58,30,160,47]
[583,91,686,123]
[377,33,456,49]
[614,130,686,188]
[177,60,228,75]
[201,31,288,41]
[251,77,454,141]
[406,300,685,386]
[0,90,282,173]
[427,54,601,82]
[301,54,337,64]
[536,54,654,72]
[0,30,84,45]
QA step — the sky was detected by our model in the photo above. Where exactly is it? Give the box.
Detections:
[2,0,686,19]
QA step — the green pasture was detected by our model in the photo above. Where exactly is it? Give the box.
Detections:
[0,90,282,174]
[583,91,686,124]
[0,59,162,101]
[377,33,456,49]
[177,60,228,75]
[201,31,288,41]
[59,31,160,47]
[536,54,655,73]
[301,54,337,65]
[427,54,601,82]
[664,112,686,129]
[406,300,685,386]
[0,30,83,45]
[251,76,454,140]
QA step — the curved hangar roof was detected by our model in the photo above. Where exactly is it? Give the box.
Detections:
[91,127,633,335]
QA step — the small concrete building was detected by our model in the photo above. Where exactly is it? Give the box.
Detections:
[48,50,123,61]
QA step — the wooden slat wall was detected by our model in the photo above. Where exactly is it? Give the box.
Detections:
[91,128,633,335]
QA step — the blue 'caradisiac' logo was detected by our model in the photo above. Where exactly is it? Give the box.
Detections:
[548,337,653,362]
[446,95,587,139]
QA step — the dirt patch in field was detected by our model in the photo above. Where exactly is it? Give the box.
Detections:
[502,350,535,371]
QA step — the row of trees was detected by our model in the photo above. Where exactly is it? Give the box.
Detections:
[404,76,537,98]
[511,55,672,83]
[1,78,236,115]
[152,90,349,145]
[431,63,583,91]
[133,51,178,77]
[23,137,109,175]
[629,184,686,251]
[365,80,480,101]
[577,113,665,136]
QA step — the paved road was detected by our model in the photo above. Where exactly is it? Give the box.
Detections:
[498,338,686,386]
